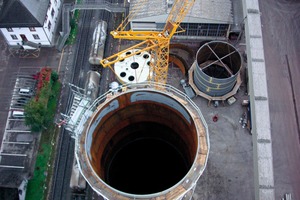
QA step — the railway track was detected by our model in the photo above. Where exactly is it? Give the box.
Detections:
[50,8,113,200]
[50,10,94,200]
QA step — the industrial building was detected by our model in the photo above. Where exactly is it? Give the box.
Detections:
[129,0,243,40]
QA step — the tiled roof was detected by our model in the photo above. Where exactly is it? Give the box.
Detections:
[0,0,49,27]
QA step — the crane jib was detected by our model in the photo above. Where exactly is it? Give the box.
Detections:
[101,0,196,85]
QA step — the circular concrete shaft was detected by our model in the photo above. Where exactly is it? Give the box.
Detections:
[77,88,209,199]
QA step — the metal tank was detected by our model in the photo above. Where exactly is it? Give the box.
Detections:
[89,21,107,65]
[189,41,242,101]
[84,70,100,101]
[75,83,209,200]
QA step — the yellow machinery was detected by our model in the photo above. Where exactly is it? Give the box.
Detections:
[100,0,195,84]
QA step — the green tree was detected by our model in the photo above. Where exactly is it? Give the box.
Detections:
[24,100,47,132]
[24,69,61,132]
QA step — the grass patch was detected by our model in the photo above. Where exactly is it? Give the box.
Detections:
[66,9,80,45]
[25,125,60,200]
[25,72,61,200]
[26,136,51,200]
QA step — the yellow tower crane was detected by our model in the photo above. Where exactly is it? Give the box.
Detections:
[100,0,195,85]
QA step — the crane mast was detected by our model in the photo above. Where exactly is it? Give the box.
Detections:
[101,0,195,84]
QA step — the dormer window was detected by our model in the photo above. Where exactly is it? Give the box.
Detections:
[51,8,55,17]
[11,35,18,40]
[33,34,40,39]
[48,21,52,30]
[7,28,13,32]
[29,27,36,31]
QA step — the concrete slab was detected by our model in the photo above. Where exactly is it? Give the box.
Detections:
[252,73,268,98]
[16,134,34,142]
[243,0,275,199]
[254,102,271,141]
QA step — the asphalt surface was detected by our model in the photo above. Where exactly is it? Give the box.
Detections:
[259,0,300,199]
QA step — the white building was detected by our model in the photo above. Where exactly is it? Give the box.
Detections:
[0,0,62,48]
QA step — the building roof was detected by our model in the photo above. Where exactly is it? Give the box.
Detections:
[130,0,233,24]
[0,0,49,28]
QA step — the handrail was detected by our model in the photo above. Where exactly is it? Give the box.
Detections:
[74,81,210,199]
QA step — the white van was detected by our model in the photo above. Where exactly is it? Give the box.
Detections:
[19,88,32,96]
[12,110,25,118]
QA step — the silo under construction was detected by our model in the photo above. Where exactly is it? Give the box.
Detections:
[189,41,242,102]
[74,84,209,200]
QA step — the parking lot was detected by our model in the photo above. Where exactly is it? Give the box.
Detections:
[0,34,66,198]
[0,35,62,147]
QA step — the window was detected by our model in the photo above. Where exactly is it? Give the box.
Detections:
[7,28,13,32]
[20,34,28,41]
[48,21,52,30]
[33,34,40,39]
[29,27,36,31]
[48,2,51,10]
[11,34,18,40]
[51,8,55,17]
[45,15,48,23]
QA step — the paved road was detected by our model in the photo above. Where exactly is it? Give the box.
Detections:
[259,0,300,199]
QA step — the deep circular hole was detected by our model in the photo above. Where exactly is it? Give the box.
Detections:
[131,62,139,69]
[147,61,151,66]
[197,42,241,75]
[86,91,199,196]
[143,54,150,59]
[105,122,189,194]
[128,76,135,81]
[120,72,126,77]
[126,51,131,55]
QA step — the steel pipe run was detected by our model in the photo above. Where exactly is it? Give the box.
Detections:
[76,87,209,199]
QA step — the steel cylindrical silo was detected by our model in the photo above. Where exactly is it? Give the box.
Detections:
[193,41,242,97]
[76,87,209,200]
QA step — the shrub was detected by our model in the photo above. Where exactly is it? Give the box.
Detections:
[25,68,61,132]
